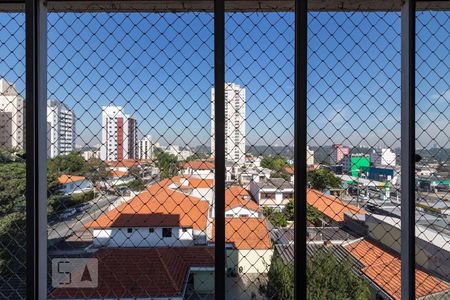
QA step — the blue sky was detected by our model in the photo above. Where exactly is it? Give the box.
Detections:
[0,11,448,150]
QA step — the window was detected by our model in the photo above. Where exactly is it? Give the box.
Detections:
[148,228,154,233]
[162,228,172,238]
[181,227,188,233]
[127,228,133,234]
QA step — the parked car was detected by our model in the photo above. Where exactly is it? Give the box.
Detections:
[59,208,76,219]
[75,203,90,212]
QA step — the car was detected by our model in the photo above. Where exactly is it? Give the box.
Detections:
[59,208,77,219]
[75,203,90,212]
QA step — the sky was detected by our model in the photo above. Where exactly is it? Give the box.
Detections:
[0,10,448,150]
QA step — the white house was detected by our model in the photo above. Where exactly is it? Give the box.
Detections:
[58,175,93,196]
[249,177,294,209]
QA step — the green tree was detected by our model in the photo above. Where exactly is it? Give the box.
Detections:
[265,249,371,300]
[155,149,179,179]
[127,179,146,192]
[261,155,291,180]
[264,254,294,300]
[307,250,371,300]
[83,157,110,184]
[48,151,86,176]
[308,169,341,191]
[0,212,26,275]
[263,207,288,227]
[0,162,26,215]
[284,200,322,225]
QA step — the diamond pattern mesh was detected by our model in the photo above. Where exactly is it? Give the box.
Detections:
[0,2,449,299]
[0,11,26,300]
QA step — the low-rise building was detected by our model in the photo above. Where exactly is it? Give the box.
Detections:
[58,174,93,196]
[249,177,294,209]
[181,160,215,179]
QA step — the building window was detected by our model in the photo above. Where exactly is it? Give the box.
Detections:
[148,228,154,233]
[127,228,133,233]
[182,227,188,233]
[162,228,172,238]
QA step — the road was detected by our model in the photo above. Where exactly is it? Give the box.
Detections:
[48,194,118,244]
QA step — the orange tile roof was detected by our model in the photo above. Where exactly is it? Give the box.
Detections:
[182,160,215,170]
[49,247,214,299]
[172,175,214,189]
[345,240,450,299]
[225,186,259,212]
[307,189,366,222]
[110,170,128,177]
[107,159,142,168]
[213,218,272,250]
[58,174,86,184]
[85,178,209,230]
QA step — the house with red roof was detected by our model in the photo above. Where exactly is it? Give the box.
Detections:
[181,160,215,179]
[224,185,260,218]
[85,178,210,247]
[58,174,93,196]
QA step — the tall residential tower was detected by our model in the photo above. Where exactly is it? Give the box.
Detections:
[211,83,246,165]
[47,99,76,158]
[101,105,137,161]
[0,79,25,150]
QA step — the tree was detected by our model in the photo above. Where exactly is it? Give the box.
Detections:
[265,249,371,300]
[83,157,110,184]
[308,169,341,191]
[263,207,288,227]
[307,250,371,299]
[0,212,26,275]
[48,151,86,176]
[284,200,322,225]
[264,254,294,300]
[261,155,291,181]
[0,162,26,215]
[155,149,179,179]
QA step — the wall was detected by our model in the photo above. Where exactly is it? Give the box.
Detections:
[226,249,273,274]
[92,227,196,247]
[225,207,258,218]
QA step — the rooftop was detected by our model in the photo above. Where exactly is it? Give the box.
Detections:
[57,174,86,184]
[307,189,366,222]
[256,177,294,190]
[182,160,215,170]
[49,247,214,299]
[345,240,450,300]
[225,185,259,212]
[85,178,209,230]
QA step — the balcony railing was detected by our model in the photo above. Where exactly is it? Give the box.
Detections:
[0,0,449,299]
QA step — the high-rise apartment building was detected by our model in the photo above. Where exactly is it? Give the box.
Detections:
[307,145,315,166]
[101,105,137,161]
[139,135,155,160]
[47,99,76,158]
[0,79,25,150]
[211,83,246,165]
[331,143,350,164]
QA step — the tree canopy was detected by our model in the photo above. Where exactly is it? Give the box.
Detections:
[155,148,180,179]
[265,249,371,300]
[308,169,341,191]
[261,155,292,181]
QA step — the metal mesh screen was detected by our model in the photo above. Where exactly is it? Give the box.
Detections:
[0,11,26,300]
[224,11,294,299]
[46,10,216,299]
[415,8,450,299]
[0,1,449,299]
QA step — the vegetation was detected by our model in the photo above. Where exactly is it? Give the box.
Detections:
[308,169,341,191]
[307,250,371,299]
[49,152,109,184]
[261,155,292,181]
[186,153,208,161]
[155,148,180,179]
[284,200,322,225]
[0,213,26,276]
[0,162,26,215]
[127,179,146,192]
[264,249,371,300]
[263,207,288,227]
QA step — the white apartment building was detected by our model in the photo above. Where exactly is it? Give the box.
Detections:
[0,79,25,150]
[371,148,396,167]
[100,105,137,161]
[211,83,246,166]
[138,135,155,160]
[47,99,76,158]
[307,145,315,165]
